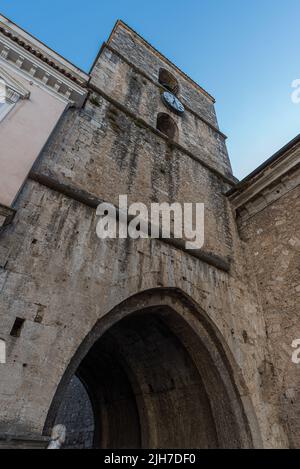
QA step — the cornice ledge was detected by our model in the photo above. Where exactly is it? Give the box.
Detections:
[0,28,89,107]
[29,170,231,273]
[227,145,300,212]
[0,433,49,449]
[0,15,89,85]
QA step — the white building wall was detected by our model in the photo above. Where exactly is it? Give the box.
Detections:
[0,63,67,207]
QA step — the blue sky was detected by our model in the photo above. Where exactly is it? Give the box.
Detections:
[1,0,299,179]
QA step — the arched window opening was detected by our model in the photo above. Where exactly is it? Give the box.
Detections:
[157,113,178,141]
[158,68,179,95]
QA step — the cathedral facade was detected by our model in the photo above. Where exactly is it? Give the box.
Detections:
[0,16,299,449]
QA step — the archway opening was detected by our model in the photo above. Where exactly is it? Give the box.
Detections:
[51,299,254,449]
[158,68,179,94]
[157,113,178,140]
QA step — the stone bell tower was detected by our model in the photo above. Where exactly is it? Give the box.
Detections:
[0,20,290,449]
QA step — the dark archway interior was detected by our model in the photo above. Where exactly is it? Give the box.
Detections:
[55,376,94,449]
[54,307,252,449]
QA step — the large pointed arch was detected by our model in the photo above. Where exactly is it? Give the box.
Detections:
[44,288,262,449]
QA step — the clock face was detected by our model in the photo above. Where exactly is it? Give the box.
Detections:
[162,91,185,115]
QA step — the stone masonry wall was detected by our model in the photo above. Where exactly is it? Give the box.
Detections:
[238,184,300,448]
[91,46,231,177]
[34,100,231,260]
[106,23,219,129]
[0,22,290,448]
[0,178,283,446]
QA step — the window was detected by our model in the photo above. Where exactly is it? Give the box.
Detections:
[10,317,25,338]
[0,100,15,122]
[0,79,19,122]
[0,102,7,114]
[157,113,178,141]
[159,68,179,95]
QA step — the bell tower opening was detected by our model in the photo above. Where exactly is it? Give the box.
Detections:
[157,113,178,140]
[158,68,179,94]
